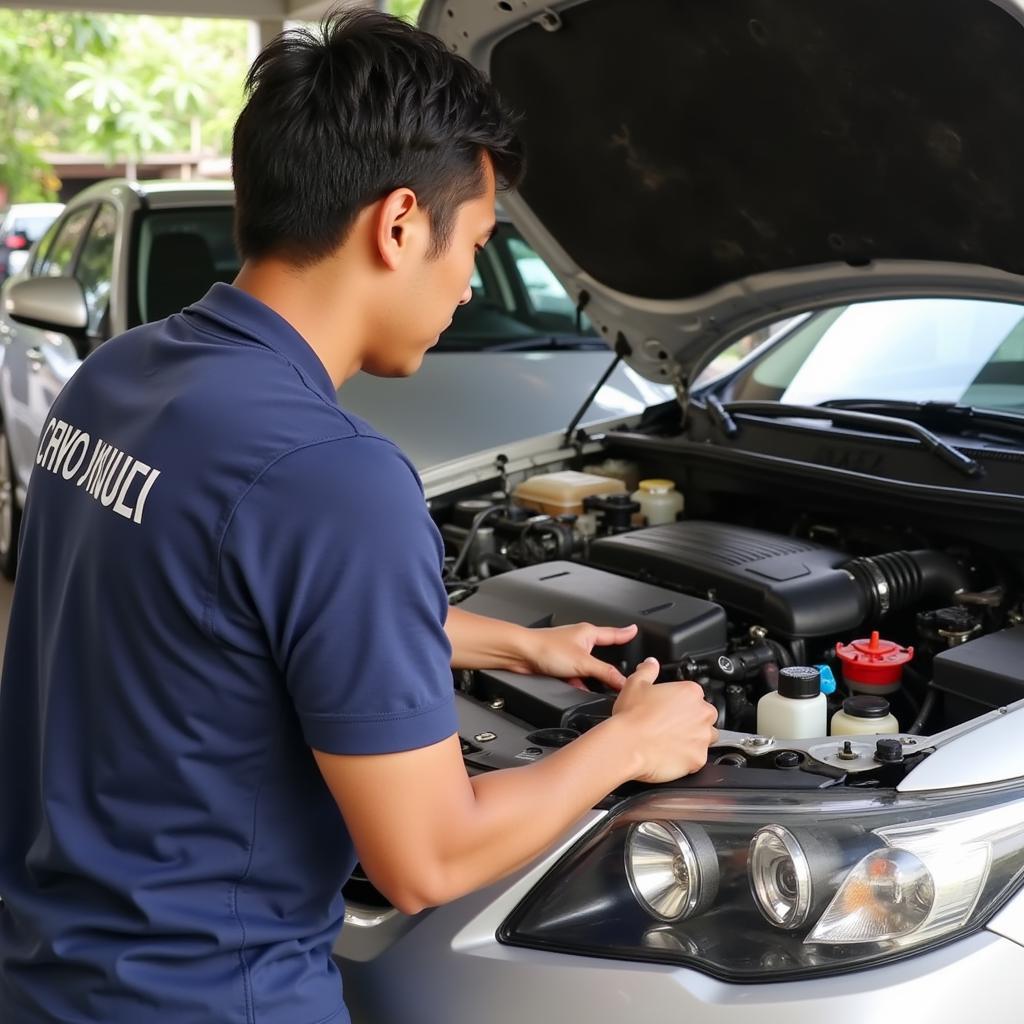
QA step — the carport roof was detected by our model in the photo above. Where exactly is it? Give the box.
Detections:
[0,0,365,19]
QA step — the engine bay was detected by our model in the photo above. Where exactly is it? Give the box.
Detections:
[435,447,1024,794]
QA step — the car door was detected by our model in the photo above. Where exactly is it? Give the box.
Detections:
[0,203,95,489]
[19,201,121,492]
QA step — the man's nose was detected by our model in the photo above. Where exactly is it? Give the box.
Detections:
[458,284,473,306]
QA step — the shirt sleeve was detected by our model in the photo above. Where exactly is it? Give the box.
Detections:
[212,435,457,755]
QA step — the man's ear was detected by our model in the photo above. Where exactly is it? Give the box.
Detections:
[375,187,422,271]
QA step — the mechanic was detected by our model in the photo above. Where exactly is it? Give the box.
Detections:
[0,9,718,1024]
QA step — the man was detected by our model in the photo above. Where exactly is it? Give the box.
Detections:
[0,9,717,1023]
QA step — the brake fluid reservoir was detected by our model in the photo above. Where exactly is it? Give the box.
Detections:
[630,479,684,526]
[756,666,827,739]
[835,631,914,696]
[830,695,900,736]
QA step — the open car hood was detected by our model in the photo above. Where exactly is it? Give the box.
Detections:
[421,0,1024,388]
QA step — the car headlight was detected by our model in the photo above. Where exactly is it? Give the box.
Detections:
[499,783,1024,981]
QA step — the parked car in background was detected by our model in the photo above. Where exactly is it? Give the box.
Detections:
[0,179,670,578]
[0,203,63,284]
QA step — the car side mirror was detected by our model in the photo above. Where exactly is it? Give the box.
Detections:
[5,276,88,338]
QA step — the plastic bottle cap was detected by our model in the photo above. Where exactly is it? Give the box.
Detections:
[842,695,892,719]
[638,479,676,493]
[777,665,821,700]
[835,630,914,687]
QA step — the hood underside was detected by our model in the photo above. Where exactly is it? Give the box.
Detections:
[423,0,1024,383]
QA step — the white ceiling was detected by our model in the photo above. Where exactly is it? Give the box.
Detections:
[0,0,371,20]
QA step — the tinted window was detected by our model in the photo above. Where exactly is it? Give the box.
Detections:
[133,207,239,325]
[30,218,63,276]
[728,299,1024,411]
[39,206,94,278]
[75,203,118,338]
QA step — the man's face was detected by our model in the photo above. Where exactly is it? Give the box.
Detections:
[363,157,497,378]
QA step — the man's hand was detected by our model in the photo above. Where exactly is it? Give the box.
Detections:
[506,621,639,691]
[445,606,637,689]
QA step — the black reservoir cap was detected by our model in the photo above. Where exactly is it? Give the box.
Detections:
[778,666,821,700]
[843,695,892,719]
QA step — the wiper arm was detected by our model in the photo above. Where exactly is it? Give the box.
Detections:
[821,398,1024,437]
[485,335,607,352]
[725,400,983,478]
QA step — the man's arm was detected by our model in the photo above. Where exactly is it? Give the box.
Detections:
[445,605,636,690]
[314,659,717,915]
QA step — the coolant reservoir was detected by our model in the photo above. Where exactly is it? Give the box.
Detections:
[630,479,684,526]
[830,695,900,736]
[513,471,625,518]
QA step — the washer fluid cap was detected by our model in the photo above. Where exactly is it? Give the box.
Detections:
[842,695,892,719]
[815,664,838,695]
[638,479,676,493]
[835,630,914,687]
[777,665,821,700]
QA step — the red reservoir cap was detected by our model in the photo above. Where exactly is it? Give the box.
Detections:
[835,630,914,688]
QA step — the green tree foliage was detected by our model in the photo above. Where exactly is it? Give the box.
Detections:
[0,11,113,201]
[0,13,248,203]
[389,0,425,22]
[0,3,428,203]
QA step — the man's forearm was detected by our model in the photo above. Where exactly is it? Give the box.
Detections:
[445,605,532,671]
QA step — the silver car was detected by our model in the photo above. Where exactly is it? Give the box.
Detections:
[330,0,1024,1021]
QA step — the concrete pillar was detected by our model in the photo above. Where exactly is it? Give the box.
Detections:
[249,18,285,62]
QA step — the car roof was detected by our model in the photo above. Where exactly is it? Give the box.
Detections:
[65,179,235,211]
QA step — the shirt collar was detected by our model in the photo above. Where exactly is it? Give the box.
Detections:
[186,282,337,403]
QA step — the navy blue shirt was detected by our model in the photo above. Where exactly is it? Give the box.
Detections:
[0,283,457,1023]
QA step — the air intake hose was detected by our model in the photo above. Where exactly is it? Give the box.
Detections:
[843,550,969,620]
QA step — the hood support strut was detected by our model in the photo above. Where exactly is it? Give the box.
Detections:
[557,335,626,448]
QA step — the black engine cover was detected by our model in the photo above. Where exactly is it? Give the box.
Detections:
[588,521,865,638]
[459,560,726,667]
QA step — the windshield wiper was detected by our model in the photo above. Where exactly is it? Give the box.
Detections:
[485,335,607,352]
[725,400,983,478]
[820,399,1024,439]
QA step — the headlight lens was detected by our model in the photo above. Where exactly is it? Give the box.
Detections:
[625,821,719,922]
[500,784,1024,981]
[749,825,814,929]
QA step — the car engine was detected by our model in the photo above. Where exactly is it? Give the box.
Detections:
[438,468,1024,790]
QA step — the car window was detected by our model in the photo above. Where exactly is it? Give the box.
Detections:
[435,224,597,351]
[38,206,94,278]
[75,203,118,339]
[132,207,239,326]
[727,298,1024,411]
[30,217,63,276]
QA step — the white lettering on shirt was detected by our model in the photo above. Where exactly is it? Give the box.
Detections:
[35,417,163,525]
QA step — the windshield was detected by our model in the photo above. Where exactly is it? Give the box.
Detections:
[727,299,1024,411]
[435,223,598,351]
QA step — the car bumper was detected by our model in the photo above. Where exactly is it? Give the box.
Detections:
[334,813,1024,1023]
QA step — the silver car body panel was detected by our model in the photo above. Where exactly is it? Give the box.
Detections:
[898,700,1024,792]
[339,353,671,469]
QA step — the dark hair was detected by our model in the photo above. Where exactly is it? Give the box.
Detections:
[232,6,523,264]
